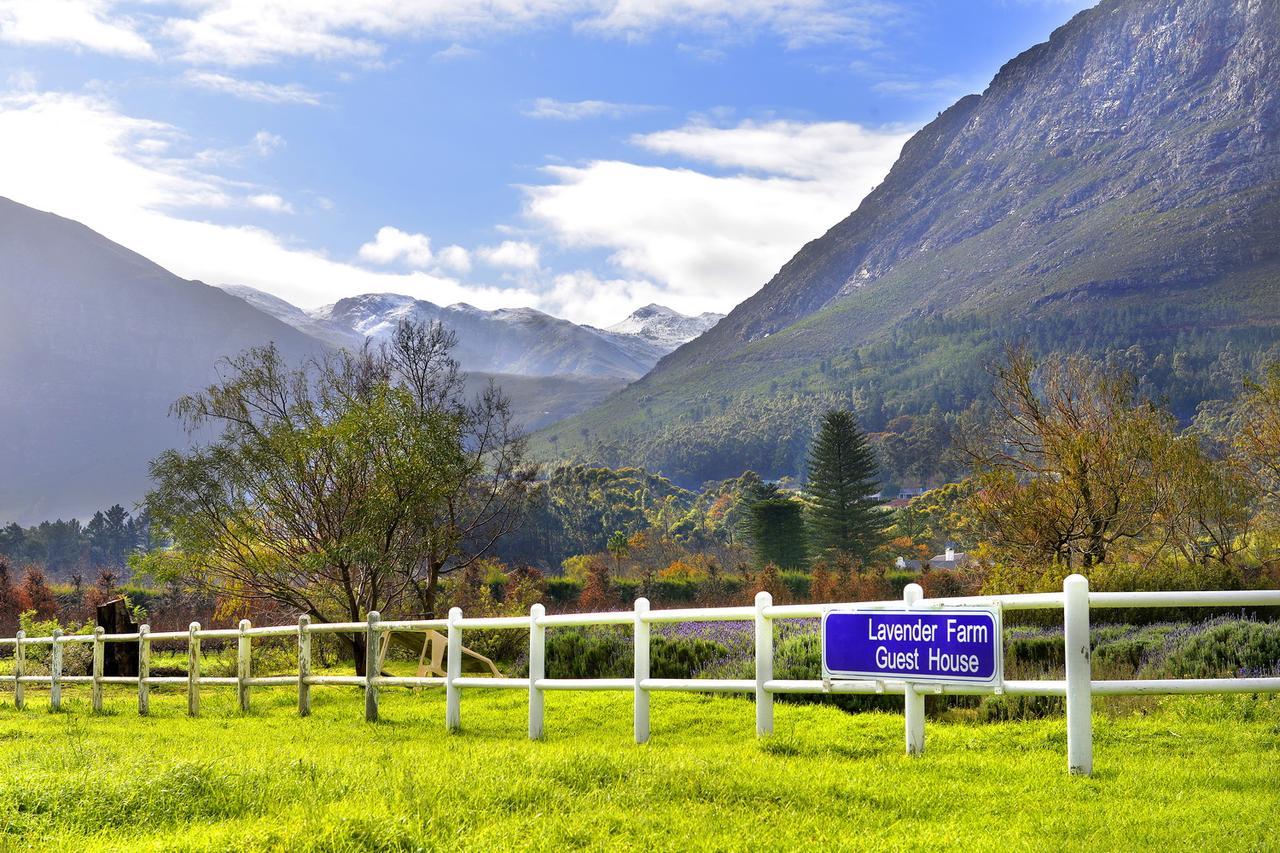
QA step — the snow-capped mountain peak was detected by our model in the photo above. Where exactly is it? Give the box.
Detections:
[223,288,725,381]
[604,304,724,350]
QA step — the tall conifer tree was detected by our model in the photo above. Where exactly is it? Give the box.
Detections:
[806,409,887,560]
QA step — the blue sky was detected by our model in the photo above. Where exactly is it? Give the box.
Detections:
[0,0,1092,325]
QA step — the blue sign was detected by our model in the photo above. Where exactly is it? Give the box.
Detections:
[822,607,1002,686]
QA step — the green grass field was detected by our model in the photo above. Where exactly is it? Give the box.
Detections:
[1,686,1277,851]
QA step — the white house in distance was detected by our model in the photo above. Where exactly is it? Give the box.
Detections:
[930,546,969,570]
[896,545,970,572]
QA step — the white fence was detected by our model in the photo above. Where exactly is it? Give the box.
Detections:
[3,574,1279,775]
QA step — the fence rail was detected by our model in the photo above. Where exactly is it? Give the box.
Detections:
[3,575,1279,775]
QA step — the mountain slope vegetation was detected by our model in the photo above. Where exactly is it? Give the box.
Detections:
[539,0,1280,486]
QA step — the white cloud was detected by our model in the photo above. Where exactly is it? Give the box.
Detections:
[543,270,667,329]
[6,69,37,90]
[869,74,984,101]
[251,130,284,155]
[134,137,170,154]
[12,1,896,66]
[523,97,656,120]
[0,89,533,311]
[523,118,912,314]
[181,70,325,106]
[478,240,540,270]
[193,129,285,167]
[0,0,154,59]
[435,244,472,273]
[637,118,911,178]
[248,193,293,214]
[576,0,890,50]
[432,43,479,61]
[359,225,433,268]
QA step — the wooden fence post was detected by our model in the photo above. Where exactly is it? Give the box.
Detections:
[298,615,311,717]
[903,584,926,756]
[237,619,252,713]
[138,624,150,716]
[446,607,462,732]
[13,630,24,710]
[187,622,201,718]
[91,627,104,713]
[50,629,63,712]
[1064,574,1093,775]
[364,611,380,723]
[634,597,651,744]
[754,591,773,736]
[528,603,545,740]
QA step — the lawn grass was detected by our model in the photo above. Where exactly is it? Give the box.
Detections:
[0,685,1277,851]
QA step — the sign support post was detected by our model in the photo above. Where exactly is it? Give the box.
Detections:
[902,583,926,757]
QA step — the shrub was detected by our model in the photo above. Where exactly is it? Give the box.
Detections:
[540,627,729,680]
[545,578,583,605]
[651,636,729,679]
[1159,620,1280,678]
[780,571,811,601]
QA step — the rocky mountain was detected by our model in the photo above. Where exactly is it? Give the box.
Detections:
[541,0,1280,485]
[233,287,719,380]
[0,197,325,525]
[601,304,723,352]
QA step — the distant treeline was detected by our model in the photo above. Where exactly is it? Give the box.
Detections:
[0,505,159,576]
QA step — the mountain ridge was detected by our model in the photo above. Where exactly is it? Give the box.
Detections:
[228,285,722,380]
[539,0,1280,485]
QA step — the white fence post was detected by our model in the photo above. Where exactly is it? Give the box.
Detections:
[298,615,312,718]
[365,611,380,723]
[903,583,925,757]
[755,591,773,736]
[13,630,24,710]
[528,603,545,740]
[237,619,252,713]
[50,629,63,712]
[1064,574,1093,775]
[446,607,462,732]
[138,624,151,716]
[634,597,651,744]
[187,622,200,717]
[91,627,104,713]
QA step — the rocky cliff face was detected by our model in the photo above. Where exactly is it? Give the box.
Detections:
[656,0,1278,376]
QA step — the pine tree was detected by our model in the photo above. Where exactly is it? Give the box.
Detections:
[805,409,888,561]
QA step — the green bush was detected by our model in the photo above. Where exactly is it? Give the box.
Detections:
[544,578,583,605]
[768,632,899,714]
[780,571,811,601]
[651,636,729,679]
[544,628,630,678]
[651,578,700,604]
[884,570,917,596]
[1160,620,1280,678]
